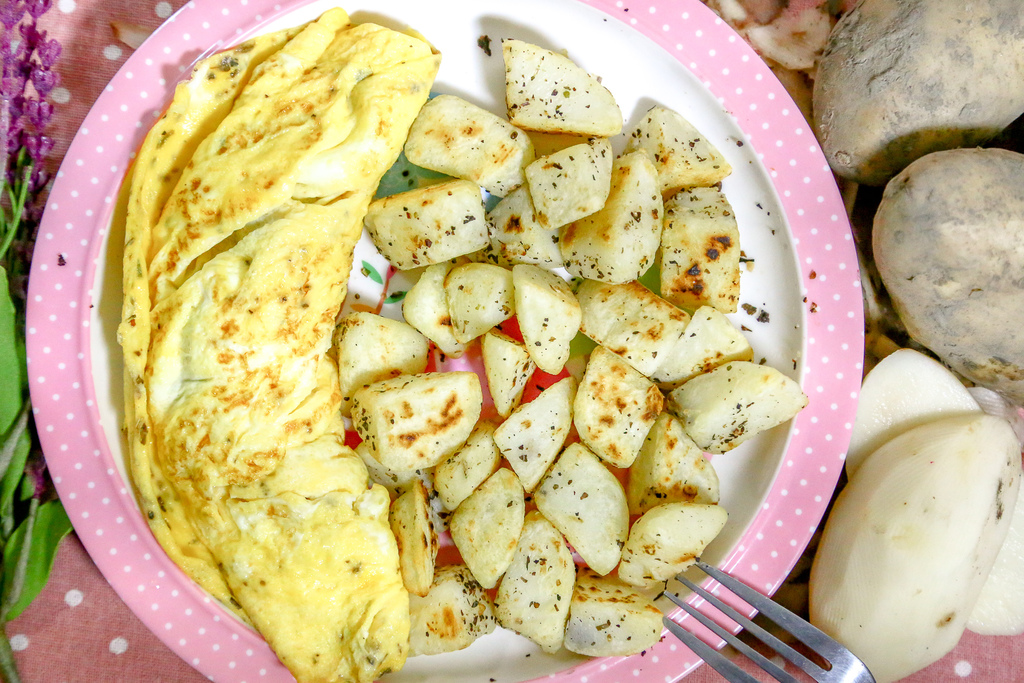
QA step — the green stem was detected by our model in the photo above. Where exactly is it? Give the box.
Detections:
[0,620,21,683]
[0,405,30,543]
[0,162,32,265]
[1,496,39,622]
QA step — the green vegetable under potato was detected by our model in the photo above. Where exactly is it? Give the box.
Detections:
[813,0,1024,185]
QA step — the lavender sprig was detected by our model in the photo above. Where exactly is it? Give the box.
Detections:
[0,2,66,682]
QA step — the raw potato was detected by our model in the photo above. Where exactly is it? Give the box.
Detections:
[512,264,582,374]
[351,371,482,473]
[809,414,1022,683]
[433,422,501,511]
[812,0,1024,185]
[968,472,1024,636]
[364,179,488,269]
[667,361,808,454]
[333,312,429,417]
[486,186,562,268]
[653,306,753,388]
[576,279,690,379]
[404,94,535,197]
[494,511,576,653]
[872,148,1024,404]
[574,346,663,468]
[627,412,720,515]
[561,151,663,284]
[534,443,628,576]
[449,468,526,589]
[481,330,536,418]
[660,187,741,314]
[525,137,613,228]
[390,480,438,597]
[617,502,728,588]
[625,105,732,196]
[444,262,515,344]
[847,348,981,477]
[563,569,663,657]
[493,376,575,492]
[409,564,498,656]
[503,39,622,137]
[403,262,467,357]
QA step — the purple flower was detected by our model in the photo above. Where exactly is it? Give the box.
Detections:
[29,64,56,96]
[35,36,59,68]
[0,1,25,30]
[22,97,50,130]
[25,0,51,21]
[23,131,51,163]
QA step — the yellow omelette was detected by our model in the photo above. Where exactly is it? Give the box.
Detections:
[119,8,440,682]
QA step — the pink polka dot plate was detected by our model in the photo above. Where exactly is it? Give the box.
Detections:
[26,0,863,681]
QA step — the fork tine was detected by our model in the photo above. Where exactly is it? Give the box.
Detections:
[677,566,823,678]
[692,560,876,683]
[661,616,763,683]
[664,590,799,683]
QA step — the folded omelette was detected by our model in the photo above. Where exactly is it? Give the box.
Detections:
[118,9,440,682]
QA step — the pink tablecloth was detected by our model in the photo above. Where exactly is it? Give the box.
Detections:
[10,1,1024,682]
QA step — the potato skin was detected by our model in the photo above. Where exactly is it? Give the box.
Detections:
[813,0,1024,186]
[872,148,1024,403]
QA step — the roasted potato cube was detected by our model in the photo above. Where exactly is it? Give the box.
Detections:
[334,312,429,417]
[354,442,431,500]
[444,262,515,343]
[618,502,728,588]
[434,422,501,511]
[576,279,690,378]
[494,511,576,653]
[627,413,720,515]
[390,480,438,597]
[563,568,663,656]
[654,305,753,388]
[404,94,535,197]
[513,264,582,374]
[525,137,613,228]
[667,361,809,453]
[574,346,663,468]
[482,330,536,418]
[403,262,467,358]
[486,186,562,268]
[503,39,622,137]
[450,468,526,589]
[661,187,741,313]
[534,443,628,576]
[493,376,576,492]
[364,179,488,270]
[409,564,498,656]
[625,105,732,195]
[351,371,482,472]
[561,151,664,284]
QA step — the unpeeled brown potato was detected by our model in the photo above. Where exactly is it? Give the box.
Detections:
[813,0,1024,186]
[872,148,1024,405]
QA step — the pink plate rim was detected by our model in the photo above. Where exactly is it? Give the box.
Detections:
[25,0,863,681]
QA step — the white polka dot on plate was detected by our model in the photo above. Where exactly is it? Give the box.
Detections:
[109,636,129,655]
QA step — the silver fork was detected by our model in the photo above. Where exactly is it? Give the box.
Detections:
[662,559,875,683]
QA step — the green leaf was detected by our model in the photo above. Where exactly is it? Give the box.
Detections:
[568,331,597,359]
[383,290,407,305]
[0,424,29,537]
[360,260,384,286]
[0,268,24,435]
[2,500,72,620]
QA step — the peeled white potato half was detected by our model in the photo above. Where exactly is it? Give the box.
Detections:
[846,348,980,477]
[809,414,1021,683]
[968,471,1024,636]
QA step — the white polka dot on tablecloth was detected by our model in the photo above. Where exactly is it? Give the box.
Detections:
[50,86,70,105]
[57,0,76,12]
[103,45,123,61]
[9,634,28,651]
[955,660,973,677]
[64,588,84,607]
[109,637,129,655]
[155,1,173,18]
